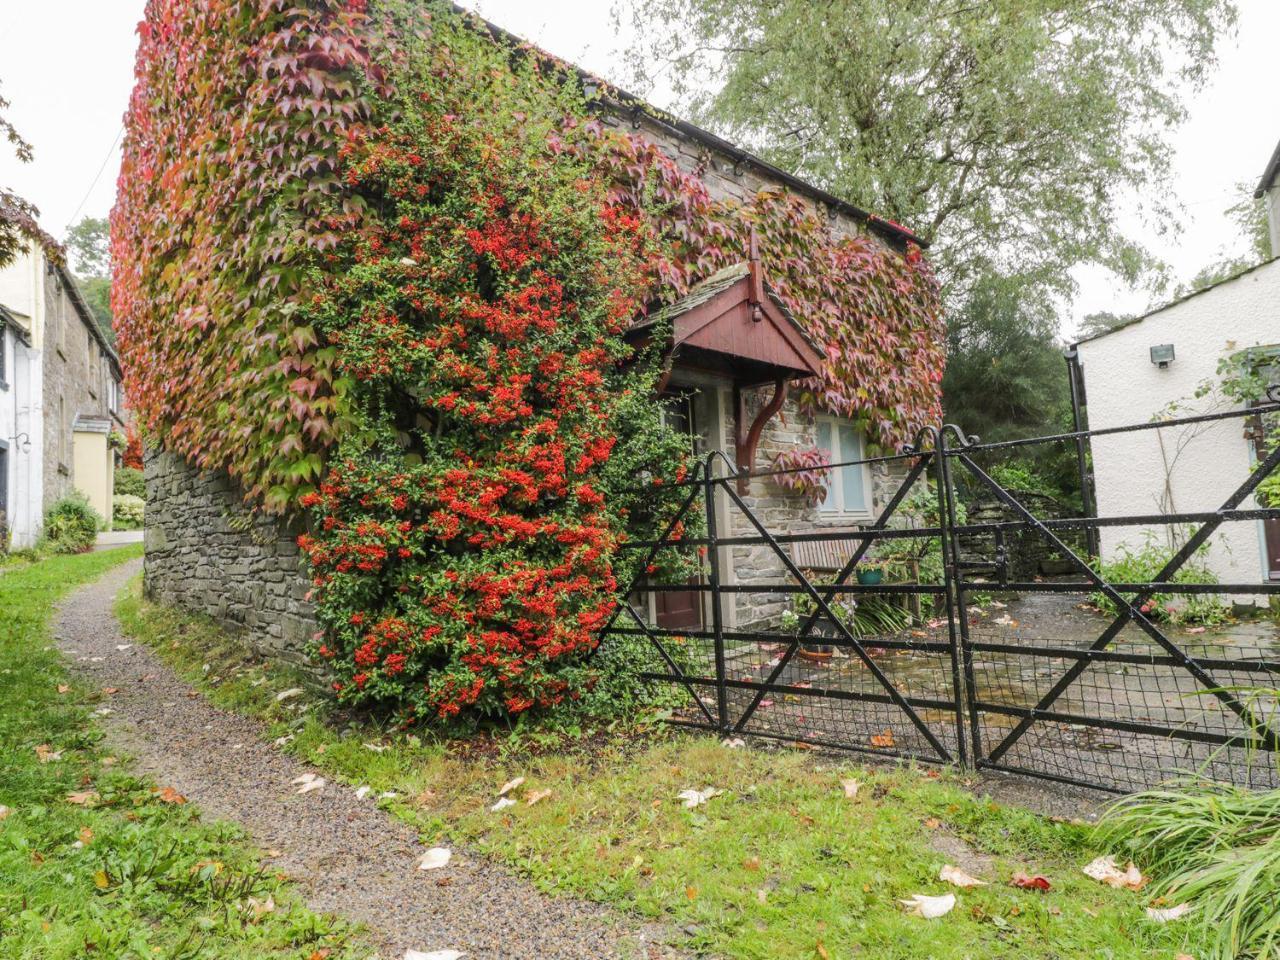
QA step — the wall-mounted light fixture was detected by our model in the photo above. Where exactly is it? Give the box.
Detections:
[1149,343,1175,369]
[6,432,31,454]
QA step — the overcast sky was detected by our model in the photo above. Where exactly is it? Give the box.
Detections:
[2,1,1276,338]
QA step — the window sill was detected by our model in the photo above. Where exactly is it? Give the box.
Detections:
[816,511,875,524]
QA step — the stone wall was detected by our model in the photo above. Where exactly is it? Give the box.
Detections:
[144,449,315,663]
[959,491,1088,581]
[716,384,908,629]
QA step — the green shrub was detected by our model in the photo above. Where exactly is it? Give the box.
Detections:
[986,461,1047,493]
[113,493,146,530]
[1089,534,1231,625]
[39,492,102,554]
[1098,768,1280,960]
[115,465,146,498]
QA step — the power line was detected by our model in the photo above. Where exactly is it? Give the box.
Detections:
[64,124,124,231]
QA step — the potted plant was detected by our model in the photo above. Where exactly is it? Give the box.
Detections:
[856,557,890,585]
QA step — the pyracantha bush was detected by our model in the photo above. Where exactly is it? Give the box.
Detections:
[294,13,691,722]
[115,0,942,724]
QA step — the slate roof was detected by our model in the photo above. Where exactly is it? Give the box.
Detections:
[636,262,821,353]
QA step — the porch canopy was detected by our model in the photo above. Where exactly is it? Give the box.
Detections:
[629,247,825,489]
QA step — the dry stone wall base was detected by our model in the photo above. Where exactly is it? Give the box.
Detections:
[144,449,316,664]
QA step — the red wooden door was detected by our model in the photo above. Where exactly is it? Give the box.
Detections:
[1265,519,1280,580]
[1255,408,1280,579]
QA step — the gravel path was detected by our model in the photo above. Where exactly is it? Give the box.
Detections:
[57,559,679,960]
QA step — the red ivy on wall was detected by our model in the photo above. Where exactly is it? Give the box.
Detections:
[113,0,943,723]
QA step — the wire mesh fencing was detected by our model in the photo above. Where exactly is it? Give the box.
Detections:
[601,396,1280,794]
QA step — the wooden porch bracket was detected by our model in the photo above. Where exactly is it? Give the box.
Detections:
[734,376,788,494]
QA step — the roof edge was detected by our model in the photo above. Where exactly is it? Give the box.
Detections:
[1072,255,1280,348]
[1255,135,1280,198]
[449,4,926,250]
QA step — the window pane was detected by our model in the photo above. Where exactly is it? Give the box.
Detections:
[816,420,836,512]
[838,424,865,513]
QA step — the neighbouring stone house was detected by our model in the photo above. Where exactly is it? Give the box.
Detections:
[0,246,128,548]
[140,9,941,664]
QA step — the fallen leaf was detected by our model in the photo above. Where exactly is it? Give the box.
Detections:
[1082,855,1146,890]
[275,687,302,702]
[816,940,830,960]
[498,776,525,796]
[35,744,62,764]
[102,688,118,695]
[841,778,860,799]
[685,885,697,901]
[93,869,110,889]
[1010,872,1051,891]
[676,787,721,809]
[295,775,325,795]
[404,951,464,960]
[923,817,941,829]
[525,789,552,807]
[870,729,896,748]
[355,786,373,800]
[363,742,388,753]
[246,895,276,920]
[899,893,956,918]
[490,797,516,812]
[756,888,768,904]
[57,684,69,694]
[78,827,94,845]
[1146,903,1192,923]
[419,847,451,871]
[940,864,987,888]
[721,737,746,749]
[0,805,11,820]
[743,856,761,871]
[65,791,99,806]
[155,786,187,805]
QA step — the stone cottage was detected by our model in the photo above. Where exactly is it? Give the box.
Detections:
[141,9,940,661]
[0,246,127,548]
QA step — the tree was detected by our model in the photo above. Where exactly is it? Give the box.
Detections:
[64,216,113,342]
[941,273,1078,496]
[0,80,60,268]
[1075,311,1133,342]
[1178,183,1272,297]
[618,0,1236,303]
[65,216,109,276]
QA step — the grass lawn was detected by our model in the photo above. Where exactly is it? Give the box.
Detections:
[0,548,366,960]
[116,579,1212,960]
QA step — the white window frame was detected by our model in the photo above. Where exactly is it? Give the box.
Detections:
[815,414,873,519]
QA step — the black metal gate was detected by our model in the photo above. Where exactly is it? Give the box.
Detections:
[601,393,1280,793]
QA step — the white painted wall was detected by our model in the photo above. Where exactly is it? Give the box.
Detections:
[0,325,43,549]
[1075,259,1280,599]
